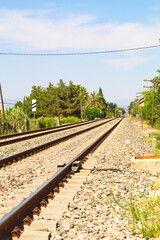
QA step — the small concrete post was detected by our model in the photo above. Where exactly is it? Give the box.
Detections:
[152,138,156,150]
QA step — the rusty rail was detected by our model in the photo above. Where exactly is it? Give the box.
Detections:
[0,118,123,240]
[0,119,103,146]
[0,119,96,139]
[0,118,116,167]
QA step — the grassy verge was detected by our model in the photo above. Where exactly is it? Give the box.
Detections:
[111,191,160,238]
[149,132,160,156]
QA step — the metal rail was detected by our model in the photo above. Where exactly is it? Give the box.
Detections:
[0,119,104,146]
[0,118,123,240]
[0,119,99,140]
[0,118,115,167]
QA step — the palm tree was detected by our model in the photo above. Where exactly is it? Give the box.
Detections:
[86,91,104,109]
[86,89,107,110]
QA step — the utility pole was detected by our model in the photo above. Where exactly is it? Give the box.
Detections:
[0,83,5,120]
[80,99,83,120]
[136,92,144,129]
[56,92,60,126]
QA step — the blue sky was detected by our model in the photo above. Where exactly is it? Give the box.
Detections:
[0,0,160,108]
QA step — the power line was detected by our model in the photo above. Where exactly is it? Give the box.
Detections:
[5,99,21,102]
[4,102,16,105]
[0,44,160,56]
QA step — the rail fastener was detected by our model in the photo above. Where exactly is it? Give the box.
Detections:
[57,162,66,170]
[0,118,123,240]
[71,160,82,172]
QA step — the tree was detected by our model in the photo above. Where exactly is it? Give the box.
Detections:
[18,80,88,119]
[129,71,160,127]
[85,107,101,120]
[14,101,23,108]
[97,87,107,116]
[22,85,45,117]
[143,91,152,121]
[107,102,117,116]
[154,83,160,125]
[6,106,28,132]
[128,100,139,116]
[86,91,105,109]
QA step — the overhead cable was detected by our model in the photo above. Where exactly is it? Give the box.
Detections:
[0,44,160,56]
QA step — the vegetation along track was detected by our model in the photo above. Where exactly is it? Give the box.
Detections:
[0,118,116,166]
[0,118,123,240]
[0,119,102,146]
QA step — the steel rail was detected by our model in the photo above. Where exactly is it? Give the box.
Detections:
[0,119,91,139]
[0,118,116,167]
[0,118,123,240]
[0,121,80,139]
[0,118,105,146]
[0,119,103,139]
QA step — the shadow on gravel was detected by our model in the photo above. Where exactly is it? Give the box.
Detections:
[94,168,122,172]
[82,168,122,172]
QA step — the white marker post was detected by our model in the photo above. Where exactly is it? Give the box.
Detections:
[32,99,36,119]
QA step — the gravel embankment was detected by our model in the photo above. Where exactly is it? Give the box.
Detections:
[53,118,158,240]
[0,119,108,159]
[0,121,95,143]
[0,119,119,218]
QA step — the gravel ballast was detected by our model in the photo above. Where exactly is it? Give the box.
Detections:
[0,119,119,218]
[0,119,109,159]
[53,118,158,240]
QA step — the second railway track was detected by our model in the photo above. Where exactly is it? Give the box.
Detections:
[0,117,123,240]
[0,119,103,146]
[0,118,116,164]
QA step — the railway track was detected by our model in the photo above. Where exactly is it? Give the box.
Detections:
[0,118,115,167]
[0,119,103,146]
[0,118,123,240]
[0,118,120,219]
[0,119,98,140]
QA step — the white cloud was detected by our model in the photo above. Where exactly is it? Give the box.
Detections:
[0,9,159,50]
[103,57,150,70]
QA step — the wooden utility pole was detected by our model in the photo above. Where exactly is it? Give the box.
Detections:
[136,92,144,129]
[56,91,60,126]
[0,83,5,119]
[80,99,83,120]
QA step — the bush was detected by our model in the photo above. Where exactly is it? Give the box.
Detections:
[2,107,29,134]
[85,107,102,120]
[106,112,114,118]
[111,191,160,238]
[60,115,80,124]
[38,117,57,129]
[154,121,160,128]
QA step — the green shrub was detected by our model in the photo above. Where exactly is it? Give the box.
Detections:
[38,117,56,129]
[154,121,160,128]
[60,115,80,124]
[85,107,102,120]
[1,107,29,134]
[44,117,57,128]
[149,132,160,155]
[149,132,160,139]
[106,112,114,118]
[157,141,160,149]
[111,191,160,238]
